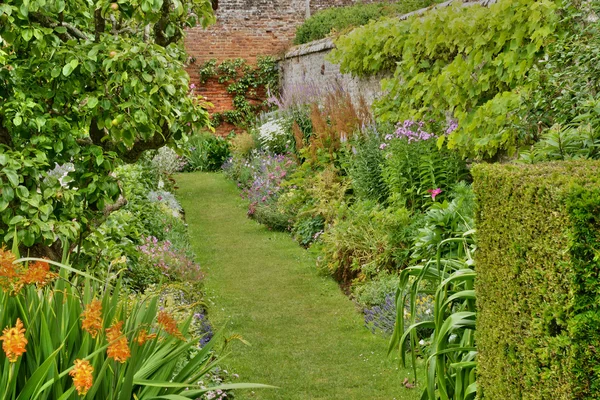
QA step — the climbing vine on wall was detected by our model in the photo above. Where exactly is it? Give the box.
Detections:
[330,0,561,160]
[199,57,279,128]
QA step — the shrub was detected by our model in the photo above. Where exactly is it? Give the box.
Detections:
[291,215,325,247]
[319,200,413,283]
[230,132,256,159]
[294,0,439,44]
[519,123,600,163]
[473,161,600,399]
[185,134,231,172]
[353,272,400,307]
[133,236,203,289]
[411,182,475,262]
[242,153,297,212]
[152,146,186,177]
[521,3,600,140]
[251,204,292,231]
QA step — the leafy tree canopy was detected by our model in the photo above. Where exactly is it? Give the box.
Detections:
[0,0,215,256]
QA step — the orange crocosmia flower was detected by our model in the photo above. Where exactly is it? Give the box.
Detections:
[69,359,94,396]
[20,260,57,287]
[157,311,184,340]
[0,247,20,293]
[0,318,27,362]
[81,300,103,339]
[136,329,157,346]
[106,320,130,363]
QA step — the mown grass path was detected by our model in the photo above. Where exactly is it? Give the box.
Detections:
[176,172,419,400]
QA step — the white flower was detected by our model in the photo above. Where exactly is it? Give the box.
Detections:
[419,339,425,346]
[425,308,432,316]
[45,162,75,187]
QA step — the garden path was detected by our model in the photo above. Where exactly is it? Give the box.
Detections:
[176,172,419,400]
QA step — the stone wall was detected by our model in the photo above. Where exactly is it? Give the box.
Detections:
[279,38,383,109]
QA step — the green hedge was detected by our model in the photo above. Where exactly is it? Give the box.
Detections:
[473,161,600,399]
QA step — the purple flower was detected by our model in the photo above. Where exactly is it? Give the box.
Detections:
[379,143,388,150]
[446,120,458,135]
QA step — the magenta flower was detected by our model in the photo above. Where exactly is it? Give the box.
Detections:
[427,188,442,200]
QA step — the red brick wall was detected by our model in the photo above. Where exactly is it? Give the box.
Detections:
[184,0,387,135]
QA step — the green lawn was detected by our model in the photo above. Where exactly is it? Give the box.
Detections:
[176,172,421,400]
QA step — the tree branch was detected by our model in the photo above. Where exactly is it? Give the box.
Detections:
[154,0,172,47]
[121,123,171,163]
[88,118,171,163]
[0,116,13,147]
[62,22,90,40]
[94,8,105,42]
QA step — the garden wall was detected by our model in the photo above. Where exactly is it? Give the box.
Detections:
[279,38,383,108]
[474,162,600,399]
[185,0,394,135]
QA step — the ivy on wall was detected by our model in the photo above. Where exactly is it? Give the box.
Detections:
[199,57,279,128]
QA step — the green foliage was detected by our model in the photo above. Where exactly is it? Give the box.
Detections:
[353,272,400,307]
[411,182,475,262]
[382,135,468,211]
[331,0,560,159]
[522,2,600,137]
[519,124,600,163]
[291,215,324,247]
[473,161,600,399]
[185,133,231,172]
[199,57,279,128]
[294,0,438,45]
[0,258,249,400]
[390,219,476,400]
[319,200,413,283]
[346,130,389,203]
[251,203,292,232]
[0,0,214,256]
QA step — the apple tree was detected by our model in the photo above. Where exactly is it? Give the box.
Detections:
[0,0,215,258]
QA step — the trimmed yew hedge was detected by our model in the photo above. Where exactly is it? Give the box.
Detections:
[473,161,600,399]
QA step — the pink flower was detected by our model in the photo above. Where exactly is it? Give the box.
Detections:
[427,188,442,200]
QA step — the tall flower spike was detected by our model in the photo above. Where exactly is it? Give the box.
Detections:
[136,329,157,346]
[20,260,57,288]
[106,321,130,363]
[69,359,94,396]
[0,247,19,294]
[157,311,184,340]
[81,300,103,339]
[0,318,27,362]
